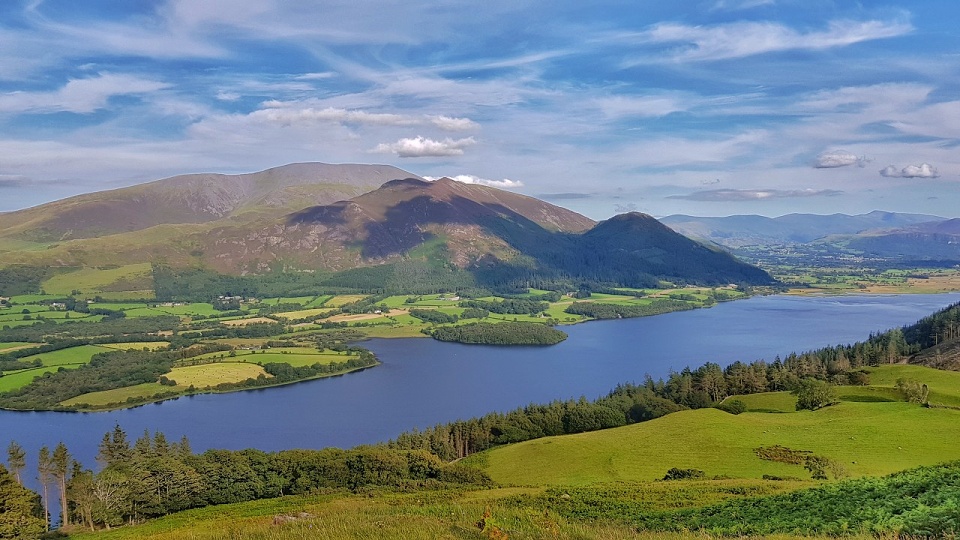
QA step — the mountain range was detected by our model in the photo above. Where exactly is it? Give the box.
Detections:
[662,211,960,261]
[0,163,771,292]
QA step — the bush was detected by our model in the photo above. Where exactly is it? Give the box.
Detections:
[718,399,747,415]
[662,468,705,480]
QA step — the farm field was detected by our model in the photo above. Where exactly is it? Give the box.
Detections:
[0,364,85,392]
[18,344,113,367]
[272,307,336,320]
[323,294,369,307]
[167,362,271,387]
[99,341,170,351]
[60,382,172,408]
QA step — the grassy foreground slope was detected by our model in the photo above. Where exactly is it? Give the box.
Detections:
[476,403,960,486]
[68,487,870,540]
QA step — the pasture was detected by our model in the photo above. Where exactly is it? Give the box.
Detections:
[0,364,85,392]
[17,344,113,367]
[60,382,172,408]
[167,363,271,388]
[475,402,960,486]
[324,294,369,307]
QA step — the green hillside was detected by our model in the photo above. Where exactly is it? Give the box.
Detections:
[475,402,960,486]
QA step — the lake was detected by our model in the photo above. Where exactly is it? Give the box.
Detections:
[2,292,959,488]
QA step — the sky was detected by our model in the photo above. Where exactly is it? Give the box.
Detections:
[1,0,960,219]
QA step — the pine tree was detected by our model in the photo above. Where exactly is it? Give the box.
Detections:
[6,440,26,485]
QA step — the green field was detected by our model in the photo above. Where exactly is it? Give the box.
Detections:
[41,263,154,295]
[324,294,369,307]
[475,402,960,486]
[17,344,113,367]
[0,364,85,392]
[61,382,172,407]
[0,345,113,392]
[0,341,38,351]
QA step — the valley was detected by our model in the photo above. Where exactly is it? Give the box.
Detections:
[3,165,960,539]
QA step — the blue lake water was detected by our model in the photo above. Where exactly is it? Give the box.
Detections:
[2,292,958,491]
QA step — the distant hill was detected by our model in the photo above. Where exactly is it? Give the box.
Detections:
[844,218,960,261]
[0,162,415,242]
[661,211,946,248]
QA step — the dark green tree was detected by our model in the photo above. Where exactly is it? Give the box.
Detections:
[793,378,837,411]
[5,442,25,486]
[0,463,45,539]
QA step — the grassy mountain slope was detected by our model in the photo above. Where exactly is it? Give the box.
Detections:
[1,172,772,290]
[0,163,414,243]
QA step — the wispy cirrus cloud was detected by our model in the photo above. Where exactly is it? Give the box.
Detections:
[250,102,478,131]
[373,136,476,158]
[669,188,843,201]
[0,73,169,114]
[622,19,912,63]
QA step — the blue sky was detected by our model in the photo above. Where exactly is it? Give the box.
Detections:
[2,0,959,219]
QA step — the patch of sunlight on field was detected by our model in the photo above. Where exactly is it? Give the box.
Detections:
[324,294,368,307]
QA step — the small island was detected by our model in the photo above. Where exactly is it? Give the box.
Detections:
[428,321,568,345]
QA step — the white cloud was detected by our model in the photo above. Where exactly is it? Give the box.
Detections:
[0,73,169,114]
[625,19,912,63]
[430,115,480,131]
[373,136,476,158]
[424,174,522,188]
[814,150,865,168]
[879,163,940,178]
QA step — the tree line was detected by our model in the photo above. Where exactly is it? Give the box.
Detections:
[3,425,488,534]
